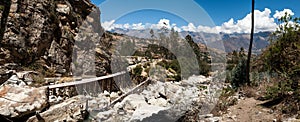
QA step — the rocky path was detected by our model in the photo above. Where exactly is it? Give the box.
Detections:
[220,97,277,122]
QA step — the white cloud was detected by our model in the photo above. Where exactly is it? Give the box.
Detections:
[192,8,277,33]
[123,23,130,29]
[132,23,145,30]
[101,8,295,34]
[158,19,171,28]
[273,9,294,19]
[102,20,115,31]
[149,18,172,30]
[173,26,182,32]
[231,8,277,33]
[182,23,197,32]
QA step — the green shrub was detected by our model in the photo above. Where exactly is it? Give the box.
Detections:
[133,65,143,76]
[31,75,46,87]
[199,60,210,76]
[0,5,4,11]
[169,60,180,74]
[265,85,280,100]
[156,60,181,81]
[230,57,247,89]
[157,60,168,68]
[211,86,236,116]
[258,13,300,102]
[264,78,295,100]
[185,35,211,76]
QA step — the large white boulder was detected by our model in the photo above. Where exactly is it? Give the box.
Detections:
[119,94,148,111]
[130,105,169,121]
[0,84,47,118]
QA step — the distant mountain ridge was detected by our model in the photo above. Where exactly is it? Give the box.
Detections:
[110,28,272,53]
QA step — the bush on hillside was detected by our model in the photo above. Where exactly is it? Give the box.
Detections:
[254,13,300,115]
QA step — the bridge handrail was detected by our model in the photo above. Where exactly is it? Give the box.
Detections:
[46,71,127,89]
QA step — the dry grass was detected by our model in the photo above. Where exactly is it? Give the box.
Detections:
[211,86,237,116]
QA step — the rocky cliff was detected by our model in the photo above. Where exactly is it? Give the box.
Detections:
[0,0,116,120]
[0,0,110,79]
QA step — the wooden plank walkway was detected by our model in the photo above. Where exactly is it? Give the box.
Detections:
[45,71,127,89]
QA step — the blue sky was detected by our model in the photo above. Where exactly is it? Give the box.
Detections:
[198,0,300,25]
[91,0,300,33]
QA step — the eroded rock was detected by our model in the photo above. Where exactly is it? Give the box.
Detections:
[0,85,47,118]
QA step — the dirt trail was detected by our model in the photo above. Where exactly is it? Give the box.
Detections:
[221,97,277,122]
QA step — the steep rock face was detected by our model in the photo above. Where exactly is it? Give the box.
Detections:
[0,0,108,77]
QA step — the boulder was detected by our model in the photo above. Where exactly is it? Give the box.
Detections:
[119,94,148,111]
[5,74,29,86]
[181,75,211,86]
[0,85,47,118]
[164,82,184,100]
[87,74,218,121]
[109,92,119,100]
[130,105,169,121]
[56,3,70,15]
[148,98,168,107]
[146,81,166,98]
[27,95,87,122]
[96,110,114,121]
[87,96,110,110]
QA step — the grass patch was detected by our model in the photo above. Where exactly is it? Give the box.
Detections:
[211,86,237,116]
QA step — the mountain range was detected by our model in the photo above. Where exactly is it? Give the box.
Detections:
[111,28,272,54]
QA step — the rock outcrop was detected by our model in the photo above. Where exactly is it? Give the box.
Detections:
[0,0,109,77]
[0,0,117,120]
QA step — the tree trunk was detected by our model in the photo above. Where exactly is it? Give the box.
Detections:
[246,0,255,85]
